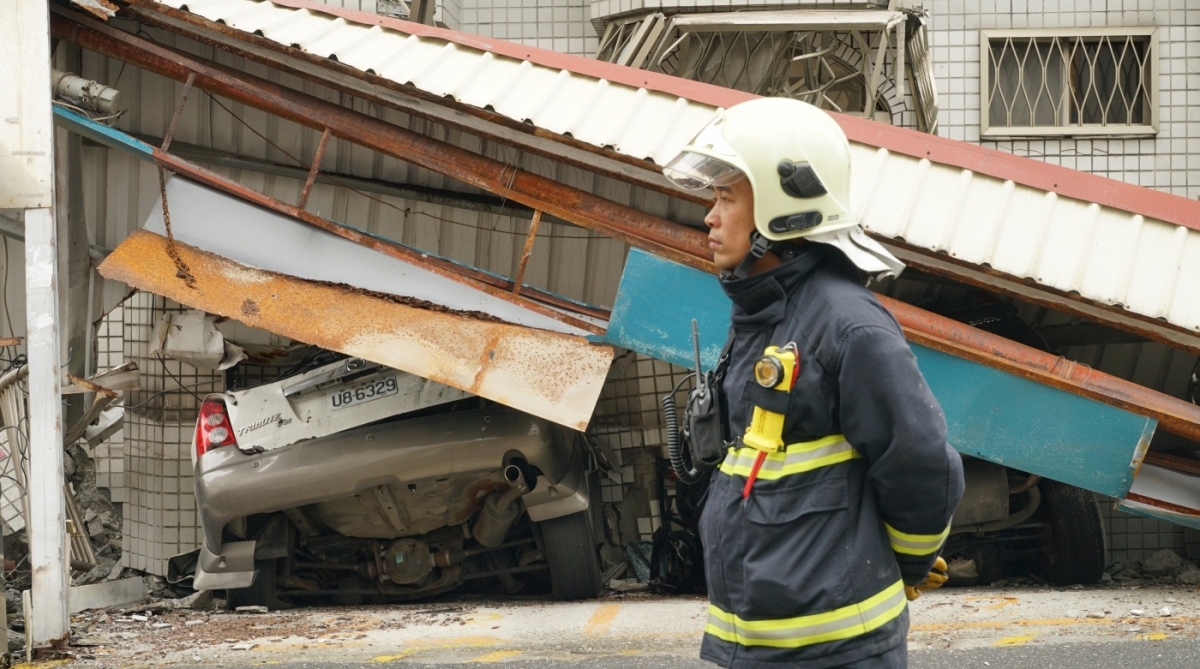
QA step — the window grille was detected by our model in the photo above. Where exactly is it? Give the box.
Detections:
[596,10,940,134]
[595,13,667,69]
[981,29,1158,137]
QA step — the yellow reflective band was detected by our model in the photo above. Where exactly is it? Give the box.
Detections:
[718,435,859,480]
[885,523,951,556]
[704,580,907,649]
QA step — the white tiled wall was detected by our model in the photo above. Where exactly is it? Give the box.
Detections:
[119,292,220,576]
[924,0,1200,201]
[461,0,601,55]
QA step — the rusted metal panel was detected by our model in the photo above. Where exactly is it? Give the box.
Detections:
[97,231,614,431]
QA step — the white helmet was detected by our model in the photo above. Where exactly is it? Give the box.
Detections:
[665,97,859,241]
[665,98,903,278]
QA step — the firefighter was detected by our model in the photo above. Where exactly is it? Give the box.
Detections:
[663,97,965,668]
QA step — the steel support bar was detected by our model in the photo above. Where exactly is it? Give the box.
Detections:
[882,295,1200,444]
[298,127,331,210]
[51,10,715,274]
[160,71,194,152]
[512,210,542,297]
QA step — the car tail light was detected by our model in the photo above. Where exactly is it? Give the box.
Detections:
[195,398,237,458]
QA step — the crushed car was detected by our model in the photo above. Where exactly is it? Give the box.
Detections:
[187,354,605,607]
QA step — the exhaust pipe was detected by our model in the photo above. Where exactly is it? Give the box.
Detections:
[472,465,531,548]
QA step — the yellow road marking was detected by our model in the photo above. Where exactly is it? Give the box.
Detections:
[584,604,622,636]
[993,634,1037,647]
[1142,633,1170,641]
[471,650,523,663]
[12,661,72,669]
[984,597,1020,611]
[369,636,502,662]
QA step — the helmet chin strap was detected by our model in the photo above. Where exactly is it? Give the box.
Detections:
[729,232,773,280]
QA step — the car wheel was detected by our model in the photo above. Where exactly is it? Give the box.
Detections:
[540,511,602,600]
[225,558,293,610]
[1036,481,1106,585]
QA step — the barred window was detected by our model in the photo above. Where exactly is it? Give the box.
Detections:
[981,29,1158,137]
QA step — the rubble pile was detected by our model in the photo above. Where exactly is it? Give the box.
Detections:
[1109,549,1200,585]
[64,442,124,584]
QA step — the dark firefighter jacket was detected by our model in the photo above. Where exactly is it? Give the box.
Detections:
[699,244,965,669]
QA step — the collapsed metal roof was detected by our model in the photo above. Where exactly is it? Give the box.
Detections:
[119,0,1200,354]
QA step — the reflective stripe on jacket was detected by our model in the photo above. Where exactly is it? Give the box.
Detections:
[699,246,964,669]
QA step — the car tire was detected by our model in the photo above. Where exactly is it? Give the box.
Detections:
[1037,481,1106,585]
[226,558,293,611]
[540,511,602,600]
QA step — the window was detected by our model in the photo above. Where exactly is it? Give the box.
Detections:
[981,29,1158,137]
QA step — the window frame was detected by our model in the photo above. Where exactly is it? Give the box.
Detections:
[979,27,1159,138]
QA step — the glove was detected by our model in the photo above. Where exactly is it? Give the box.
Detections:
[904,556,948,601]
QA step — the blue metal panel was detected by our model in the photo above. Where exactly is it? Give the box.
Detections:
[52,107,153,157]
[605,249,1156,499]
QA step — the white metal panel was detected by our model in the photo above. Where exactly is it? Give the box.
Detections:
[848,144,1200,336]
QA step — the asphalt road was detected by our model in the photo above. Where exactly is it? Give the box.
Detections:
[160,639,1200,668]
[112,639,1200,669]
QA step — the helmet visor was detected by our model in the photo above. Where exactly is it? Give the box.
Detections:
[663,152,745,191]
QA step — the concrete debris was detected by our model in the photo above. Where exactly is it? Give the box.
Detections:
[166,590,215,611]
[185,619,205,627]
[1126,626,1143,633]
[152,622,173,629]
[235,605,269,614]
[1143,549,1188,576]
[6,628,23,652]
[1128,608,1144,616]
[131,614,149,622]
[1066,609,1081,618]
[230,642,258,651]
[1177,565,1200,585]
[1085,612,1107,619]
[1159,606,1172,616]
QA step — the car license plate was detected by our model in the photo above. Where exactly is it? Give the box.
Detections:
[331,375,398,410]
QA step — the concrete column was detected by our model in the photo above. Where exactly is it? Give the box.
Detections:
[24,206,68,648]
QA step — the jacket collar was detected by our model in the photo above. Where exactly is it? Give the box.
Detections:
[721,244,829,326]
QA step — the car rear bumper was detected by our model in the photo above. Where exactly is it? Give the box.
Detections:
[193,406,589,590]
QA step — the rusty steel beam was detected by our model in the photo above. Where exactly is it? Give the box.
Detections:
[98,231,614,431]
[52,9,716,274]
[882,295,1200,444]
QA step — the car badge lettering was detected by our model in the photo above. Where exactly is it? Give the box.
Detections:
[238,413,282,436]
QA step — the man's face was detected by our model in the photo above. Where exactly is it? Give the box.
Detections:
[704,177,756,271]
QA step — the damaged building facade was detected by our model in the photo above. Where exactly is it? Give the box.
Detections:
[2,0,1200,650]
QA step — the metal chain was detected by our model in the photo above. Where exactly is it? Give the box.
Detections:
[156,167,197,289]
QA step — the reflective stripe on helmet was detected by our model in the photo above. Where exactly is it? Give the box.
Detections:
[718,435,859,480]
[885,523,951,556]
[704,580,907,648]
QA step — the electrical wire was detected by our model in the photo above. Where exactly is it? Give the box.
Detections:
[201,91,594,241]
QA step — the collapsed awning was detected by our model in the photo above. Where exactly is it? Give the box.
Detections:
[104,0,1200,354]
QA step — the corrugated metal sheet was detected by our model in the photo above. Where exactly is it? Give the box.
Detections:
[158,0,716,166]
[145,0,1200,347]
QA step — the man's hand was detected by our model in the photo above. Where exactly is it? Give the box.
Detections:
[904,557,949,601]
